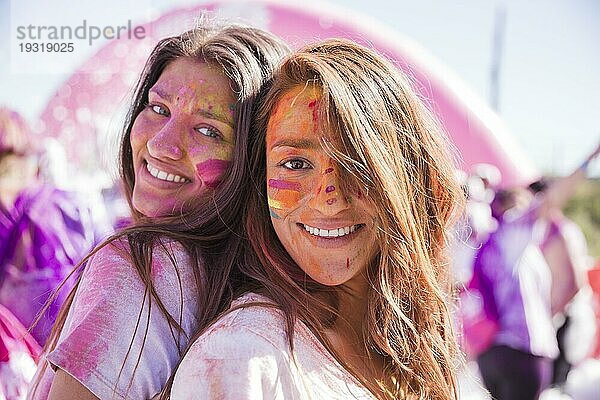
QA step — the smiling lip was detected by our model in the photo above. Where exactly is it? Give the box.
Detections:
[300,223,361,238]
[296,222,365,248]
[145,161,190,183]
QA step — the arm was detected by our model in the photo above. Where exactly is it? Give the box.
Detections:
[44,241,198,400]
[48,370,98,400]
[539,142,600,216]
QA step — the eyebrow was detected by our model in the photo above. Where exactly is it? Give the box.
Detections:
[149,88,235,127]
[269,138,319,151]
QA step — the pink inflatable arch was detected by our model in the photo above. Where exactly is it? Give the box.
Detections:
[37,0,537,187]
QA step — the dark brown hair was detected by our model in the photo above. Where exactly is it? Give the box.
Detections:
[31,21,289,397]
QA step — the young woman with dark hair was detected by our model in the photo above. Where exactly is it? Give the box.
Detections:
[28,22,289,400]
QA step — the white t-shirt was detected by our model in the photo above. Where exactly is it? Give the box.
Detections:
[28,239,201,400]
[171,293,375,400]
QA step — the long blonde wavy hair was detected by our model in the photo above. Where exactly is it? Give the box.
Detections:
[242,38,464,399]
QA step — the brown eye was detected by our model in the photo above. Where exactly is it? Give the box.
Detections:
[283,159,312,170]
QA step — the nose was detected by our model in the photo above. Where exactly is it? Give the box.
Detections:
[307,165,351,216]
[146,120,184,161]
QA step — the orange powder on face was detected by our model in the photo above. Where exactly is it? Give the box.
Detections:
[268,189,302,210]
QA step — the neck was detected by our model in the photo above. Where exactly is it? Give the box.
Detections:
[326,271,373,360]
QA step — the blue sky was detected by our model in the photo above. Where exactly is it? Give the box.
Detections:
[1,0,598,176]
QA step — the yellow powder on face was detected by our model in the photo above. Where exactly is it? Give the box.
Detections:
[267,197,284,210]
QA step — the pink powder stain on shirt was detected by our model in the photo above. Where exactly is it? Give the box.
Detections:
[268,179,302,191]
[57,313,109,380]
[196,159,231,188]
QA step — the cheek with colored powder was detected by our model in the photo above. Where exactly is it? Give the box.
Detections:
[267,179,304,216]
[196,159,231,188]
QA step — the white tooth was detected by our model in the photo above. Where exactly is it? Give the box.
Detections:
[344,226,350,235]
[157,171,167,180]
[350,225,356,233]
[150,167,159,178]
[329,229,339,238]
[338,228,345,236]
[311,227,316,235]
[319,229,327,237]
[166,174,175,182]
[173,176,181,183]
[305,225,310,232]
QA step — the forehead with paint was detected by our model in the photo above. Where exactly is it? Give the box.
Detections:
[266,85,322,217]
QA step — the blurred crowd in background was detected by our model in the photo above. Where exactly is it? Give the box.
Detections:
[0,105,599,399]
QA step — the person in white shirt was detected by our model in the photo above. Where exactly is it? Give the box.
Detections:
[172,38,465,400]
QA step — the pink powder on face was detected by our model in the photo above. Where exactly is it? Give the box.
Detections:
[196,159,231,188]
[326,198,337,205]
[324,168,334,174]
[325,185,335,193]
[268,179,302,191]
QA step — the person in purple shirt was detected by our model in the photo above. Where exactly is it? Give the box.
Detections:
[0,106,109,346]
[473,143,599,400]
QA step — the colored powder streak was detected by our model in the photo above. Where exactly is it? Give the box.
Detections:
[268,179,302,191]
[326,198,337,205]
[268,190,301,209]
[196,159,231,188]
[268,197,284,209]
[269,208,282,219]
[307,98,319,131]
[325,185,336,193]
[324,167,334,174]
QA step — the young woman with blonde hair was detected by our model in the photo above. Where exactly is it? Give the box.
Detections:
[172,38,464,399]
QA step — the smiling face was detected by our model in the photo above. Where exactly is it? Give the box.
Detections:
[266,86,379,290]
[130,57,236,217]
